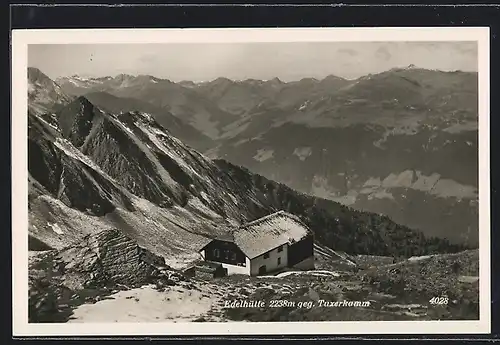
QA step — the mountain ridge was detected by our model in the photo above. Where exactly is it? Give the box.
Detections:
[28,67,74,115]
[53,65,476,86]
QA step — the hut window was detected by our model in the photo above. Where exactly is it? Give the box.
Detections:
[214,249,220,258]
[277,257,281,265]
[225,250,229,260]
[231,252,237,261]
[264,252,270,259]
[278,245,283,252]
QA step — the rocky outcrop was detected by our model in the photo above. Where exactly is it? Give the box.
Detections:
[56,96,103,148]
[28,67,73,115]
[28,228,185,322]
[28,113,135,217]
[58,229,171,289]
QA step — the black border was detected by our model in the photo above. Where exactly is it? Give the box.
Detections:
[8,4,500,29]
[8,3,500,342]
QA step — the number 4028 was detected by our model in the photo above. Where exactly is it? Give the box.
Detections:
[429,297,449,305]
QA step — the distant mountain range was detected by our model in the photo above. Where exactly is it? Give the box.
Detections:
[55,73,236,139]
[43,65,478,247]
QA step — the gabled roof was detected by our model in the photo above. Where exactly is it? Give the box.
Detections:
[233,211,312,259]
[214,232,235,242]
[199,211,313,259]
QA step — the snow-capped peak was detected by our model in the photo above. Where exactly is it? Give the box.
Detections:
[71,75,93,82]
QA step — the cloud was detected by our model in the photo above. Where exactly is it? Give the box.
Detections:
[375,46,392,61]
[454,42,478,56]
[337,48,358,56]
[138,54,158,65]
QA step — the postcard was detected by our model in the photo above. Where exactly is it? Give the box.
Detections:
[12,27,490,336]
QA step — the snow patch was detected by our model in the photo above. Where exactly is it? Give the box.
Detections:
[186,197,222,221]
[259,270,341,279]
[293,147,312,161]
[137,123,209,185]
[411,171,440,192]
[53,138,122,187]
[228,194,238,204]
[48,222,64,235]
[359,171,477,200]
[73,75,91,82]
[28,82,35,94]
[122,124,134,135]
[363,177,382,188]
[407,255,436,262]
[67,284,215,323]
[430,179,477,199]
[443,121,477,134]
[329,193,358,206]
[367,189,394,201]
[253,149,274,162]
[139,112,153,121]
[311,175,340,199]
[458,275,479,283]
[299,100,310,111]
[381,170,414,188]
[200,191,209,202]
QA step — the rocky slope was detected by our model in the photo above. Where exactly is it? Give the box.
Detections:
[84,91,213,152]
[29,97,245,259]
[28,67,73,115]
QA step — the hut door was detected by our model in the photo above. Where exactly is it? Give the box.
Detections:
[258,265,267,275]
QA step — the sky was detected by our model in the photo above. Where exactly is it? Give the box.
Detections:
[28,41,478,82]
